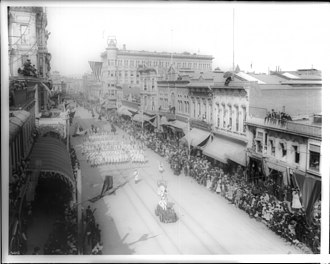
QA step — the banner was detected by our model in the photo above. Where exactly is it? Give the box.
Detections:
[88,61,103,82]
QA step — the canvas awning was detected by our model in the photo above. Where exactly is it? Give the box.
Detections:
[167,120,188,134]
[117,106,132,117]
[203,136,247,166]
[132,113,155,122]
[29,137,74,187]
[182,128,211,148]
[266,161,287,173]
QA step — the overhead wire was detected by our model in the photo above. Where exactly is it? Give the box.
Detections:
[9,41,39,65]
[9,12,33,47]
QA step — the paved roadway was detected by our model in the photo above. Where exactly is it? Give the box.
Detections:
[71,106,305,255]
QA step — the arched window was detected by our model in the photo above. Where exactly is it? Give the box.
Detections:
[235,105,239,131]
[222,104,226,128]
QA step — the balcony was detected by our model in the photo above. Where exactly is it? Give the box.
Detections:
[246,116,321,138]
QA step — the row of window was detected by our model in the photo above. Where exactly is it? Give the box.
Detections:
[159,98,169,109]
[177,100,190,114]
[254,130,321,173]
[107,59,211,70]
[104,70,139,78]
[143,78,156,91]
[214,104,247,133]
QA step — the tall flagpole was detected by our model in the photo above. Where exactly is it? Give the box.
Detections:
[233,8,235,72]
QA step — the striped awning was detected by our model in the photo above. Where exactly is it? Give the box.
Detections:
[182,128,211,148]
[132,113,155,122]
[29,136,74,187]
[117,106,132,117]
[203,136,247,166]
[167,120,188,134]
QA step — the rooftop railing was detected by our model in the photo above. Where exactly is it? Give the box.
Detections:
[246,115,321,138]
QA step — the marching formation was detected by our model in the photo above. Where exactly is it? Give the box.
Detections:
[81,128,147,167]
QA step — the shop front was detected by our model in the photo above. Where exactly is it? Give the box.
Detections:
[203,135,247,175]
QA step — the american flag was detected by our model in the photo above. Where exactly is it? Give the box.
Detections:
[88,61,103,82]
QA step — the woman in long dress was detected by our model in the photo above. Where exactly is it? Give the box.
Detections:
[216,179,221,194]
[291,189,303,210]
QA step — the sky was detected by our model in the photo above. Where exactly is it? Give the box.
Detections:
[43,2,330,77]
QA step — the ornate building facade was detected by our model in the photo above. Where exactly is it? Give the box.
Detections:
[100,37,213,100]
[8,6,51,78]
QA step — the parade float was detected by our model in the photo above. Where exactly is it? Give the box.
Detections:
[155,181,178,223]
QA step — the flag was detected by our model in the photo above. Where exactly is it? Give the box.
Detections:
[100,175,113,197]
[88,61,103,82]
[40,82,51,95]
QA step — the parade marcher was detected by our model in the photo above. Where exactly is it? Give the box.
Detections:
[134,169,139,184]
[159,161,164,175]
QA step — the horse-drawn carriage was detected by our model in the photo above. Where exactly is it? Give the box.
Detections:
[154,180,178,223]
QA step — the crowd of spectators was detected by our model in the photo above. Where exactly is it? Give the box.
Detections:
[265,109,292,126]
[84,205,103,254]
[43,205,78,254]
[9,158,30,215]
[18,59,38,77]
[115,115,320,253]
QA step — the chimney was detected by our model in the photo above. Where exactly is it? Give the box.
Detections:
[123,44,126,50]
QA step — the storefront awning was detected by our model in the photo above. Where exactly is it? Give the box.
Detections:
[266,161,287,173]
[159,116,169,126]
[202,136,247,166]
[29,137,74,187]
[132,113,155,122]
[167,120,188,134]
[182,128,211,148]
[117,106,132,117]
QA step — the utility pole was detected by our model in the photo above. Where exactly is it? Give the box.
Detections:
[141,96,144,132]
[187,117,190,177]
[233,8,235,72]
[66,113,70,151]
[77,168,83,254]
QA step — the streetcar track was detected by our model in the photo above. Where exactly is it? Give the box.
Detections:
[108,166,180,254]
[108,127,230,254]
[137,164,230,254]
[108,157,224,254]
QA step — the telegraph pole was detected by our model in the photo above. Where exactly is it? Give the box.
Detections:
[187,117,190,176]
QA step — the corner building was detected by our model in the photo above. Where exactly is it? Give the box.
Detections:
[100,38,213,99]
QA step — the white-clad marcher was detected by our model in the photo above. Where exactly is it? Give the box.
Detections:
[134,169,139,184]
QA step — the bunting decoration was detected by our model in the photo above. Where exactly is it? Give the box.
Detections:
[88,61,103,82]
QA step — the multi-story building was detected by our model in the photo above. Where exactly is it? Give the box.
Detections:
[100,37,213,100]
[157,66,190,139]
[8,6,51,79]
[8,6,53,113]
[138,67,158,115]
[8,6,53,174]
[244,69,322,222]
[201,72,250,171]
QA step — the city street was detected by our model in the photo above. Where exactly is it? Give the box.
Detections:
[71,106,305,255]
